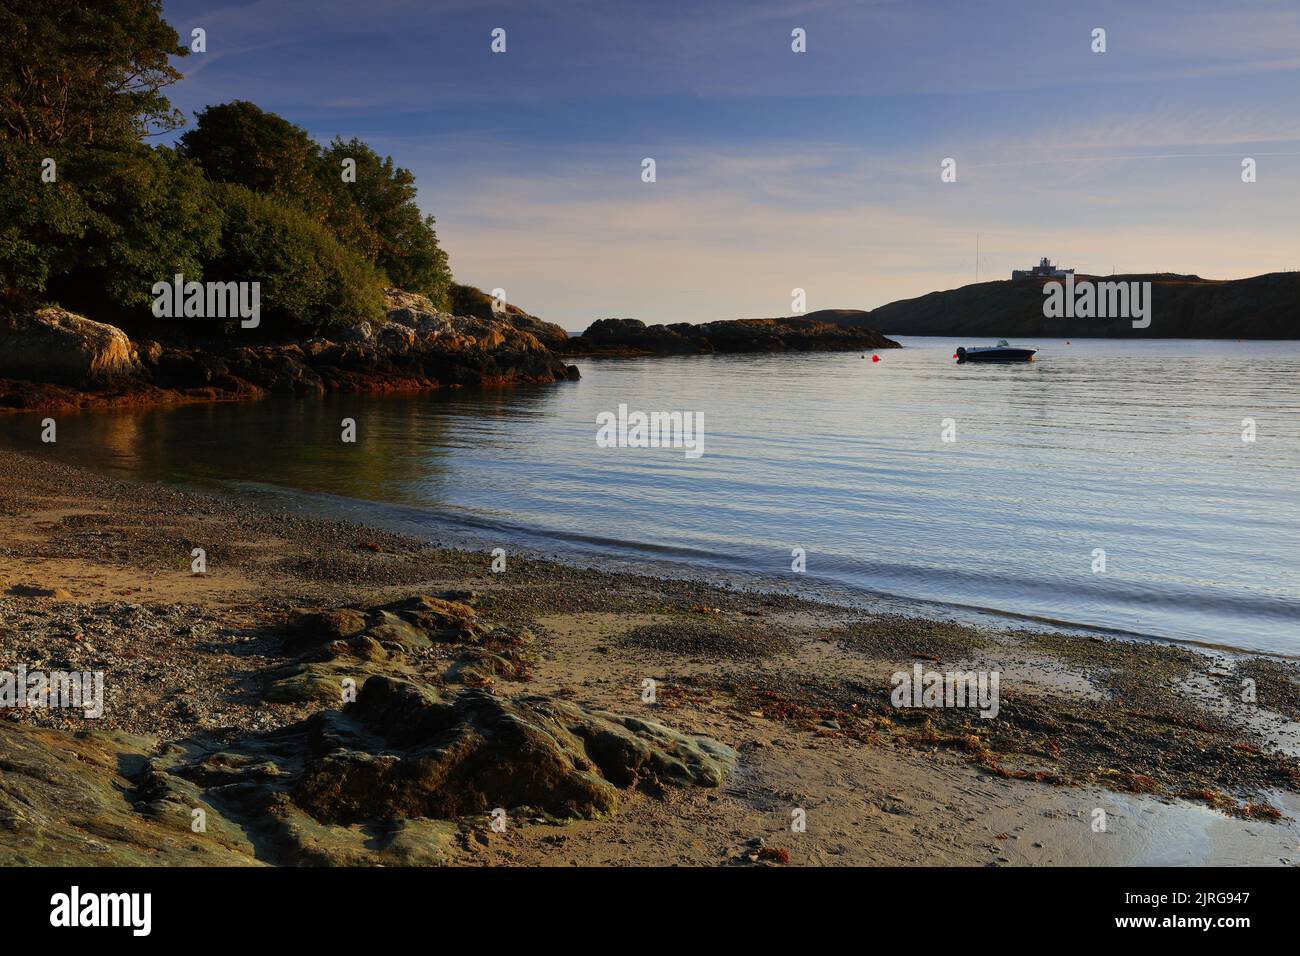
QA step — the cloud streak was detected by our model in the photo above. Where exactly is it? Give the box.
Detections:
[159,0,1300,326]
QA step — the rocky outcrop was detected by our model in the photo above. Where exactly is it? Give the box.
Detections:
[266,592,495,703]
[0,307,140,384]
[448,283,571,350]
[0,590,737,867]
[282,677,736,825]
[0,290,581,412]
[563,316,900,357]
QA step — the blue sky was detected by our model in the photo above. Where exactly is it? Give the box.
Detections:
[160,0,1300,328]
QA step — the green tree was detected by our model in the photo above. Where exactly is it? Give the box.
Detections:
[0,143,92,305]
[48,146,222,323]
[178,104,385,272]
[1,143,221,322]
[320,137,453,305]
[0,0,186,147]
[0,0,194,311]
[205,182,384,336]
[178,101,325,201]
[182,107,454,306]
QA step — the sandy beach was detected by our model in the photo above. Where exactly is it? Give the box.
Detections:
[0,447,1297,867]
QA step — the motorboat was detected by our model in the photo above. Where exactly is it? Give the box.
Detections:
[955,340,1037,363]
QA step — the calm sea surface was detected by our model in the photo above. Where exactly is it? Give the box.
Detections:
[3,336,1298,654]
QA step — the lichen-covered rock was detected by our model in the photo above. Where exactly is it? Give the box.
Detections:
[270,594,491,703]
[0,667,737,866]
[0,725,260,866]
[287,607,369,647]
[0,308,140,384]
[0,287,580,413]
[241,676,736,827]
[447,283,572,349]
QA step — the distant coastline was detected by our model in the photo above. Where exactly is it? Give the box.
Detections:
[557,271,1299,344]
[828,271,1300,340]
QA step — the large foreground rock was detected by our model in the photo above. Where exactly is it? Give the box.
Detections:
[0,680,735,866]
[266,592,491,703]
[0,308,140,384]
[0,590,736,866]
[287,677,737,824]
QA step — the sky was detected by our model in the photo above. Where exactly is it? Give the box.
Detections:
[159,0,1300,330]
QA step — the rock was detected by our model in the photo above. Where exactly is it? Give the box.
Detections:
[0,725,259,866]
[375,321,417,355]
[366,613,436,652]
[283,676,736,824]
[7,584,73,600]
[0,671,737,866]
[270,596,488,703]
[224,345,325,396]
[564,315,900,357]
[134,340,163,366]
[288,595,483,649]
[375,594,483,643]
[0,288,579,411]
[340,321,373,343]
[447,284,572,349]
[444,648,528,685]
[287,607,369,647]
[0,308,140,384]
[258,595,736,841]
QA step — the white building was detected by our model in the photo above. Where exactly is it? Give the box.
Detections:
[1012,257,1074,280]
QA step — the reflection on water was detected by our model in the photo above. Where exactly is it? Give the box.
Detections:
[3,336,1298,654]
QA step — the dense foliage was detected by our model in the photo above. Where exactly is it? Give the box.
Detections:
[180,103,453,308]
[0,0,186,147]
[0,0,453,334]
[208,183,385,334]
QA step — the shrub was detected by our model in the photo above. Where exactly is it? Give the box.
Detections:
[205,182,384,337]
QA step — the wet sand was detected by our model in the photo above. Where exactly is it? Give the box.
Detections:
[1,448,1298,866]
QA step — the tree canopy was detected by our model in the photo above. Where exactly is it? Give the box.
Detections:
[180,104,453,305]
[0,0,186,147]
[1,0,456,331]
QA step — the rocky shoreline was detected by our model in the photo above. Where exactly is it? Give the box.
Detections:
[561,316,901,357]
[0,295,907,415]
[1,448,1298,866]
[0,290,581,415]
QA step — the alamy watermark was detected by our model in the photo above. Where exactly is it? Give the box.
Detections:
[1,665,104,718]
[596,403,704,458]
[1043,274,1151,329]
[891,663,999,719]
[49,886,150,936]
[151,273,261,329]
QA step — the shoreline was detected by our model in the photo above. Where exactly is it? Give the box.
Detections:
[113,457,1295,663]
[1,447,1298,866]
